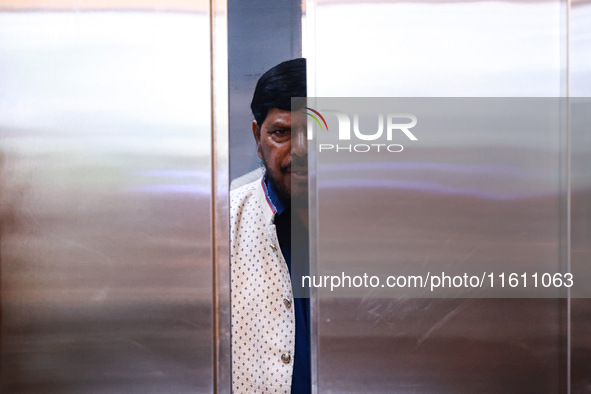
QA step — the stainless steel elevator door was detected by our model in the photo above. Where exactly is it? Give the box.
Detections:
[0,4,214,393]
[308,1,570,392]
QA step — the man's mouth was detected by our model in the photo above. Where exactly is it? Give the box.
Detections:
[291,167,307,176]
[283,161,307,171]
[282,162,307,181]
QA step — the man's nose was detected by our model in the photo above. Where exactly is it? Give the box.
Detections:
[292,128,307,157]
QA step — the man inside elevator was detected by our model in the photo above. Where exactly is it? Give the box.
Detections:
[230,58,310,394]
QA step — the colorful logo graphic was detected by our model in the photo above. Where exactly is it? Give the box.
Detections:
[305,107,329,131]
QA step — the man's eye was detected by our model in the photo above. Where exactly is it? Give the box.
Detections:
[272,129,288,135]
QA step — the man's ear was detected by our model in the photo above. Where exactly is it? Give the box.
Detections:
[252,120,263,159]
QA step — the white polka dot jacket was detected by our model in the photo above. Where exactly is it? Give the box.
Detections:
[230,178,295,393]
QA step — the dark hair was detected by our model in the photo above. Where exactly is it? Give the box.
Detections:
[250,58,307,127]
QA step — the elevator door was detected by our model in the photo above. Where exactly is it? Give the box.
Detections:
[0,2,215,393]
[306,0,583,392]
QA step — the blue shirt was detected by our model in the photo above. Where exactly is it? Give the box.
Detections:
[263,175,311,394]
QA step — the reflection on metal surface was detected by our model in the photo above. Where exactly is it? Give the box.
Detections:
[211,0,232,391]
[309,98,568,388]
[0,7,213,393]
[309,0,573,392]
[0,0,207,12]
[316,298,565,392]
[311,98,569,298]
[571,0,591,97]
[570,0,591,385]
[313,2,563,97]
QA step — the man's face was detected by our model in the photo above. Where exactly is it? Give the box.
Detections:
[253,107,307,204]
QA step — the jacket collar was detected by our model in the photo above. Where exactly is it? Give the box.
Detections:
[256,176,277,225]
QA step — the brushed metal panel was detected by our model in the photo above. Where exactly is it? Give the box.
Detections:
[0,9,213,394]
[316,298,564,393]
[566,0,591,391]
[570,0,591,377]
[570,0,591,98]
[308,1,569,392]
[312,1,563,97]
[211,0,232,391]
